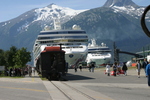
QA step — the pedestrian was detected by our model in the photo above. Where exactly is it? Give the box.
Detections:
[106,63,111,76]
[32,67,35,76]
[122,62,128,76]
[117,62,121,75]
[91,62,95,72]
[74,66,77,72]
[9,68,13,76]
[112,62,117,76]
[28,67,32,77]
[79,65,82,72]
[142,58,148,77]
[146,60,150,87]
[89,64,91,72]
[136,60,142,78]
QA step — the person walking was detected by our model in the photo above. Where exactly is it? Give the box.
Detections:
[89,64,91,72]
[122,62,128,76]
[142,58,148,77]
[28,67,32,77]
[137,60,142,78]
[112,62,117,76]
[91,62,95,72]
[146,60,150,87]
[74,66,77,72]
[79,65,82,72]
[106,63,111,76]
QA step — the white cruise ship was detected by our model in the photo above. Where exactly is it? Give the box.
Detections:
[86,39,111,67]
[33,25,88,68]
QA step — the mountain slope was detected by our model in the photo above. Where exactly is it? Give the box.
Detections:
[0,4,86,50]
[0,0,150,62]
[62,1,150,52]
[103,0,138,8]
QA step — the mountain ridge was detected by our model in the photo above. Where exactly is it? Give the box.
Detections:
[0,1,150,62]
[103,0,138,8]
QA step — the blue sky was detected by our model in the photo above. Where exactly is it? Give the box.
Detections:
[0,0,150,22]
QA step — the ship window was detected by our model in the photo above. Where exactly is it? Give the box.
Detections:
[65,36,87,38]
[38,36,88,40]
[68,31,86,34]
[39,31,86,35]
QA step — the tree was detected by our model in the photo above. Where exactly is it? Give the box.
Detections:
[13,47,31,68]
[0,49,6,66]
[5,46,18,68]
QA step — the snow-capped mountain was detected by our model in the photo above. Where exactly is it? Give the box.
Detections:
[62,0,150,52]
[103,0,138,8]
[0,3,86,35]
[35,3,85,21]
[34,3,86,29]
[0,3,86,50]
[0,0,150,62]
[103,0,148,20]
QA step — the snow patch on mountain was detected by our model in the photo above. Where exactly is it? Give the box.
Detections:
[34,4,86,22]
[112,5,145,18]
[16,4,87,33]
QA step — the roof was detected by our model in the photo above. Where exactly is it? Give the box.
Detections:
[41,46,65,53]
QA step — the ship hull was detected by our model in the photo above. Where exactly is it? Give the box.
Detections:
[86,53,111,67]
[65,52,87,68]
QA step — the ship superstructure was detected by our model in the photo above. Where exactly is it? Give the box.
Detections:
[86,39,111,67]
[33,24,88,68]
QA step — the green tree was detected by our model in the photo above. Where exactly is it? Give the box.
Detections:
[0,49,6,66]
[13,47,31,68]
[5,46,18,68]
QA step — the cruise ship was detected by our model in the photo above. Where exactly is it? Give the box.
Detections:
[86,39,111,67]
[33,25,88,68]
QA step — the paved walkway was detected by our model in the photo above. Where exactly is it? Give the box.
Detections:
[0,68,148,100]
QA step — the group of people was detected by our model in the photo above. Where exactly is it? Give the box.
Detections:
[105,59,150,87]
[105,62,128,76]
[137,58,150,87]
[4,67,35,77]
[74,65,83,72]
[89,62,95,72]
[74,62,95,72]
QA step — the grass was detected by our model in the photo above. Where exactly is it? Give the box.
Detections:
[0,75,24,78]
[38,74,48,81]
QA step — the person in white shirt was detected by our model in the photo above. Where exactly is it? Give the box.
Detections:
[106,63,111,76]
[137,60,142,78]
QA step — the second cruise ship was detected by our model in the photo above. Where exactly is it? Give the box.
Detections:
[86,39,111,67]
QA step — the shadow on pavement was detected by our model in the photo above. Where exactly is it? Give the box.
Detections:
[61,73,95,81]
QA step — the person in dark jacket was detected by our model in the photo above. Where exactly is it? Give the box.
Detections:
[112,62,117,76]
[146,60,150,87]
[142,58,148,76]
[122,62,128,76]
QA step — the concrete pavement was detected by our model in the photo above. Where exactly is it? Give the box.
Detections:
[0,68,149,100]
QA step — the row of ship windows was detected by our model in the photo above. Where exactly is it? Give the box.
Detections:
[39,40,88,44]
[88,48,110,50]
[61,46,83,49]
[47,43,81,46]
[91,54,108,56]
[39,31,86,35]
[38,36,88,40]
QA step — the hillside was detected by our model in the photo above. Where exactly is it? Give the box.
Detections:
[0,0,150,63]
